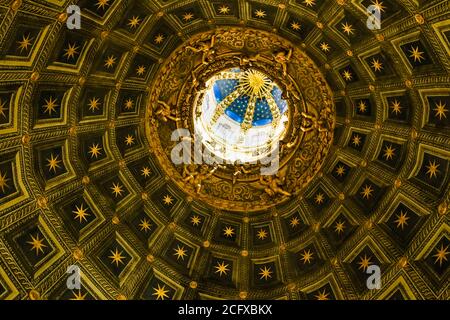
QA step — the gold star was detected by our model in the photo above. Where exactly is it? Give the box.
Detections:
[190,215,201,226]
[371,58,383,72]
[425,160,440,179]
[0,98,7,119]
[314,193,325,204]
[127,16,141,28]
[139,218,152,232]
[17,34,33,52]
[141,166,151,178]
[182,12,194,22]
[342,70,353,81]
[300,249,314,264]
[42,96,59,115]
[63,43,79,60]
[357,100,368,113]
[70,290,87,300]
[88,143,102,159]
[109,248,125,267]
[218,5,230,14]
[290,21,301,31]
[371,0,386,12]
[394,211,409,230]
[95,0,110,10]
[73,204,90,223]
[27,234,47,255]
[111,182,124,197]
[162,194,173,205]
[257,229,268,240]
[214,261,230,276]
[173,245,188,260]
[341,22,355,35]
[358,254,372,272]
[152,284,169,300]
[409,46,425,63]
[303,0,316,6]
[351,134,362,146]
[390,99,402,115]
[46,153,62,173]
[223,226,235,238]
[320,42,330,52]
[360,184,374,200]
[334,220,345,234]
[136,65,146,76]
[383,144,396,160]
[433,244,449,267]
[0,171,10,193]
[104,55,116,68]
[154,34,165,44]
[335,165,346,177]
[254,9,266,18]
[433,101,448,120]
[259,266,273,280]
[88,97,101,112]
[124,98,134,110]
[124,134,135,146]
[290,216,300,228]
[314,289,329,300]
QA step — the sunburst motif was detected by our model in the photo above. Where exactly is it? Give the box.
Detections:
[42,96,59,115]
[109,248,125,267]
[257,229,268,240]
[259,266,273,280]
[88,143,102,159]
[88,97,101,112]
[254,9,267,18]
[300,249,314,264]
[173,245,188,260]
[95,0,110,10]
[139,218,152,232]
[152,284,169,300]
[390,99,402,115]
[360,184,374,200]
[371,0,386,12]
[127,16,141,28]
[238,69,272,98]
[214,261,230,276]
[409,46,425,63]
[357,254,372,272]
[162,194,174,205]
[425,160,440,179]
[27,234,47,255]
[0,171,10,193]
[73,204,90,223]
[341,22,355,35]
[111,182,124,198]
[314,289,329,300]
[433,101,448,120]
[70,290,87,301]
[394,211,409,230]
[223,226,235,238]
[433,244,449,267]
[63,43,79,60]
[46,153,62,173]
[17,34,33,52]
[303,0,316,7]
[383,144,396,161]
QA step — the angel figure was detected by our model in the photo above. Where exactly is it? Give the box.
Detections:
[184,164,217,194]
[300,112,328,133]
[186,35,216,65]
[260,173,291,197]
[155,100,180,122]
[273,48,293,76]
[232,162,252,185]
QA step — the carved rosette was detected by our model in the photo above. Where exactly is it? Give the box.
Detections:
[145,27,335,212]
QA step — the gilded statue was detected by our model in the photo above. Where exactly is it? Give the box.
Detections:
[155,100,180,122]
[183,164,218,193]
[300,112,328,133]
[186,35,216,65]
[259,172,291,197]
[273,48,293,76]
[232,162,252,184]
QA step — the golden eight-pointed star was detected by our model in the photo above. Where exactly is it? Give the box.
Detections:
[290,21,301,31]
[360,184,374,200]
[290,216,300,228]
[371,0,386,12]
[303,0,316,7]
[46,153,62,173]
[334,220,345,234]
[357,100,368,113]
[0,171,10,193]
[70,290,87,300]
[104,55,117,69]
[0,98,7,119]
[351,134,362,146]
[88,97,101,112]
[390,99,402,115]
[214,261,230,276]
[433,244,449,267]
[190,215,201,226]
[358,254,372,271]
[259,266,273,280]
[371,58,383,72]
[342,70,353,81]
[63,43,79,60]
[341,22,355,35]
[257,228,268,240]
[223,226,235,238]
[153,284,169,300]
[109,248,125,267]
[173,245,188,260]
[88,143,102,159]
[141,166,151,178]
[383,145,396,161]
[162,194,174,205]
[409,46,425,63]
[42,96,59,115]
[139,218,152,232]
[300,249,314,264]
[218,5,230,14]
[17,34,33,53]
[182,12,194,22]
[136,65,146,76]
[127,16,141,28]
[124,134,135,146]
[425,160,440,179]
[27,234,47,255]
[314,193,325,204]
[394,211,409,230]
[154,34,165,44]
[111,182,124,198]
[96,0,110,10]
[335,165,346,177]
[73,204,90,223]
[314,289,330,300]
[433,101,448,120]
[320,42,330,52]
[124,98,134,110]
[254,9,266,18]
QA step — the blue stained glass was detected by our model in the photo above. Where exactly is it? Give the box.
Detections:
[253,98,273,126]
[213,79,239,104]
[271,87,287,114]
[225,95,249,123]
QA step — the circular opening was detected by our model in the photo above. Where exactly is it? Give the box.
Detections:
[194,68,289,163]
